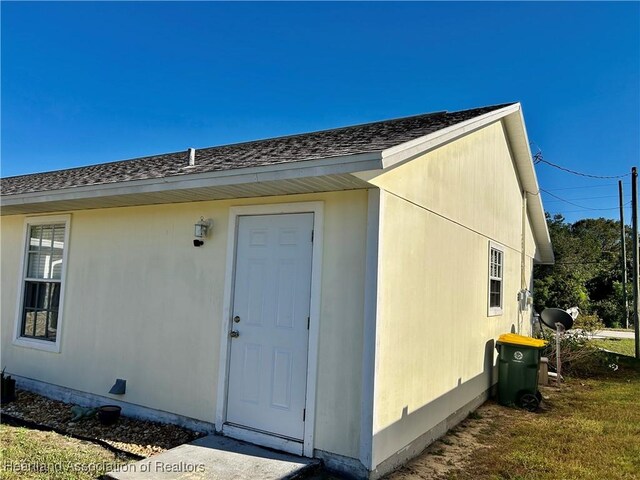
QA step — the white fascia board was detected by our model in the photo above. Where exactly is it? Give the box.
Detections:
[503,107,554,265]
[376,102,554,265]
[1,152,383,208]
[380,103,521,170]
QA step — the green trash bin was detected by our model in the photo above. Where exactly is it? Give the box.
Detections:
[495,333,547,411]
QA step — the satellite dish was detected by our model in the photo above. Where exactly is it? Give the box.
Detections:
[540,308,574,330]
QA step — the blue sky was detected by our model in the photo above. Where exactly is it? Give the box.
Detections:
[2,2,639,223]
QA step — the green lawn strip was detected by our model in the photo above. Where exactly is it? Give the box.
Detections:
[1,424,131,480]
[457,366,640,480]
[591,338,636,356]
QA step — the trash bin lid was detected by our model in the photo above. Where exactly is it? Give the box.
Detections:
[497,333,547,348]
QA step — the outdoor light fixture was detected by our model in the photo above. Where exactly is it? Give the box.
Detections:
[194,217,211,238]
[193,217,211,247]
[109,379,126,395]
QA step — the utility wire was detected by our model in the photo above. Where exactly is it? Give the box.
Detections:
[541,188,631,211]
[536,156,630,179]
[557,207,631,213]
[544,183,629,192]
[543,194,621,203]
[532,150,630,179]
[531,145,632,219]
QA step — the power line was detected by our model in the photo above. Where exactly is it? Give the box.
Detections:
[543,183,629,192]
[543,194,621,203]
[550,207,631,213]
[541,188,631,211]
[530,143,633,219]
[532,149,630,179]
[537,157,630,179]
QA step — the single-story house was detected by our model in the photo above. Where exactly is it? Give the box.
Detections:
[0,102,553,478]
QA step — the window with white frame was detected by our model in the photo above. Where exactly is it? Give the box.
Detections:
[488,243,504,316]
[16,216,70,348]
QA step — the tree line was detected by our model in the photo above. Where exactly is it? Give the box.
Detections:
[533,213,631,328]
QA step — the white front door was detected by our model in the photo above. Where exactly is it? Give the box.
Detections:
[226,213,314,441]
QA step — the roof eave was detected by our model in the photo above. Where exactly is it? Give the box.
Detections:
[0,152,383,215]
[503,106,555,265]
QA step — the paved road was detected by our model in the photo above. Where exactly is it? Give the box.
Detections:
[592,329,635,340]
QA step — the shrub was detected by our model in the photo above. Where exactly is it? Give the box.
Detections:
[573,313,604,333]
[542,329,611,377]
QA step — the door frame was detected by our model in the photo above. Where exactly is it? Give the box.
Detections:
[215,201,324,458]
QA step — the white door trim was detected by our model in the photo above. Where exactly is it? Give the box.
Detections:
[215,201,324,458]
[223,424,303,456]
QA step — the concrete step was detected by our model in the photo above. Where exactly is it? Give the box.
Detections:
[106,434,320,480]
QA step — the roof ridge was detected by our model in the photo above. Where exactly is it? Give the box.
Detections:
[196,102,516,149]
[1,111,449,181]
[1,103,516,181]
[196,110,448,151]
[0,149,191,181]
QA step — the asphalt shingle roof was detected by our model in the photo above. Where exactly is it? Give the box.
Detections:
[1,103,513,196]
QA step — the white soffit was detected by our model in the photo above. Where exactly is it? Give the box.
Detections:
[0,153,381,215]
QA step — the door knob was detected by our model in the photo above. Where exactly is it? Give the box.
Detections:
[230,330,240,338]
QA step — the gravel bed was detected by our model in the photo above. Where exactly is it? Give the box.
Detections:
[0,389,204,458]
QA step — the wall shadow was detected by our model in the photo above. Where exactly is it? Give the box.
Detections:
[372,338,497,469]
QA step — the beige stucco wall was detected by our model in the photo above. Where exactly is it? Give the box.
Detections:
[368,120,539,466]
[0,190,367,459]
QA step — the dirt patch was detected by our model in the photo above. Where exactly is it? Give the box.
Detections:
[385,402,508,480]
[1,389,204,457]
[384,365,640,480]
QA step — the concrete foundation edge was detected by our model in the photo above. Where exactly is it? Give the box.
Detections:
[368,387,491,480]
[314,450,369,479]
[11,375,216,434]
[315,386,492,479]
[11,375,492,480]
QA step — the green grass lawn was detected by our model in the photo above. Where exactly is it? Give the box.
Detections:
[592,338,636,357]
[387,354,640,480]
[0,424,130,480]
[456,359,640,479]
